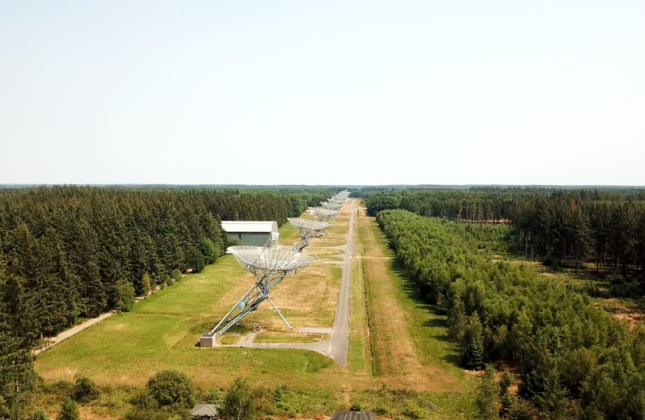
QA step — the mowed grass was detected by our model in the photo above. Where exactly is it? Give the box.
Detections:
[35,256,339,388]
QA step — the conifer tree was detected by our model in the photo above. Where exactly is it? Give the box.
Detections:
[0,260,38,420]
[476,365,500,420]
[461,313,484,370]
[447,298,466,341]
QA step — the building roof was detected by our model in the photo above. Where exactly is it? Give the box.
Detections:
[330,410,375,420]
[221,221,278,233]
[191,404,219,417]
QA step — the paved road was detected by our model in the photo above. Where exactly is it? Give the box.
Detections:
[242,199,356,366]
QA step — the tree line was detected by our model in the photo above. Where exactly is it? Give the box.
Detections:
[365,188,645,288]
[377,209,645,419]
[0,186,330,419]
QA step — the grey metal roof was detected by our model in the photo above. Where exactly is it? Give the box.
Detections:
[330,410,375,420]
[221,221,278,233]
[190,404,219,417]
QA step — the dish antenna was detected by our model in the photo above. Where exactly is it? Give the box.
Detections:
[309,207,339,223]
[201,246,315,345]
[288,217,332,260]
[321,202,343,211]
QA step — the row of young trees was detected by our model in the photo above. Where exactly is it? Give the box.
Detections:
[366,188,645,287]
[377,210,645,419]
[0,186,331,419]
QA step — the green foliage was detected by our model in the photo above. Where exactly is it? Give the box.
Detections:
[0,186,320,340]
[461,313,484,370]
[71,375,100,403]
[28,410,48,420]
[447,298,466,341]
[146,370,195,410]
[141,273,152,296]
[376,209,645,419]
[0,261,38,420]
[56,399,79,420]
[185,249,205,273]
[220,378,258,420]
[476,365,500,420]
[171,269,182,282]
[199,239,217,265]
[116,279,136,312]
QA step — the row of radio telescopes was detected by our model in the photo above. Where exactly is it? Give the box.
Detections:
[200,190,350,345]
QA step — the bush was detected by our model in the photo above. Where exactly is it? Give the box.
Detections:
[147,370,195,409]
[71,375,100,403]
[164,276,173,287]
[200,238,217,265]
[125,408,169,420]
[141,273,152,296]
[116,279,136,312]
[171,269,183,282]
[186,248,205,273]
[29,410,48,420]
[227,238,244,247]
[220,378,258,420]
[57,399,79,420]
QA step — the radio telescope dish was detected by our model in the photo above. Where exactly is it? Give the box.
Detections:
[309,207,339,223]
[288,218,332,258]
[202,246,315,340]
[321,202,343,210]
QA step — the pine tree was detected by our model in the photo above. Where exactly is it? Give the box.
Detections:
[0,259,38,420]
[461,313,484,370]
[476,365,500,420]
[447,298,466,341]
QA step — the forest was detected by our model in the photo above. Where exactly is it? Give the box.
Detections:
[377,209,645,419]
[365,188,645,289]
[0,186,331,419]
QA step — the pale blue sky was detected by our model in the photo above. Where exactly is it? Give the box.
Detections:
[1,1,644,185]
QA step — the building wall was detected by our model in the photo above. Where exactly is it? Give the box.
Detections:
[227,232,271,246]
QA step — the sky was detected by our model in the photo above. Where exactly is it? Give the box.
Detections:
[1,1,644,186]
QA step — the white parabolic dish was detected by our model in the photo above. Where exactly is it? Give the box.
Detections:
[227,245,315,277]
[287,218,333,234]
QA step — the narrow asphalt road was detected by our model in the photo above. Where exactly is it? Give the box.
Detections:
[242,199,356,366]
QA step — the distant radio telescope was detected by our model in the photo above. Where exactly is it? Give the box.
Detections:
[287,217,333,259]
[309,207,340,223]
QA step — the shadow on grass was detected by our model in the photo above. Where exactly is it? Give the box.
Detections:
[388,257,463,369]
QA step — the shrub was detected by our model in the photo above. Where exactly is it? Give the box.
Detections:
[116,279,136,312]
[125,408,169,420]
[71,375,100,403]
[171,269,183,282]
[200,238,217,265]
[186,248,205,273]
[227,237,244,247]
[147,370,195,409]
[220,378,258,420]
[57,399,79,420]
[29,410,48,420]
[141,273,152,296]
